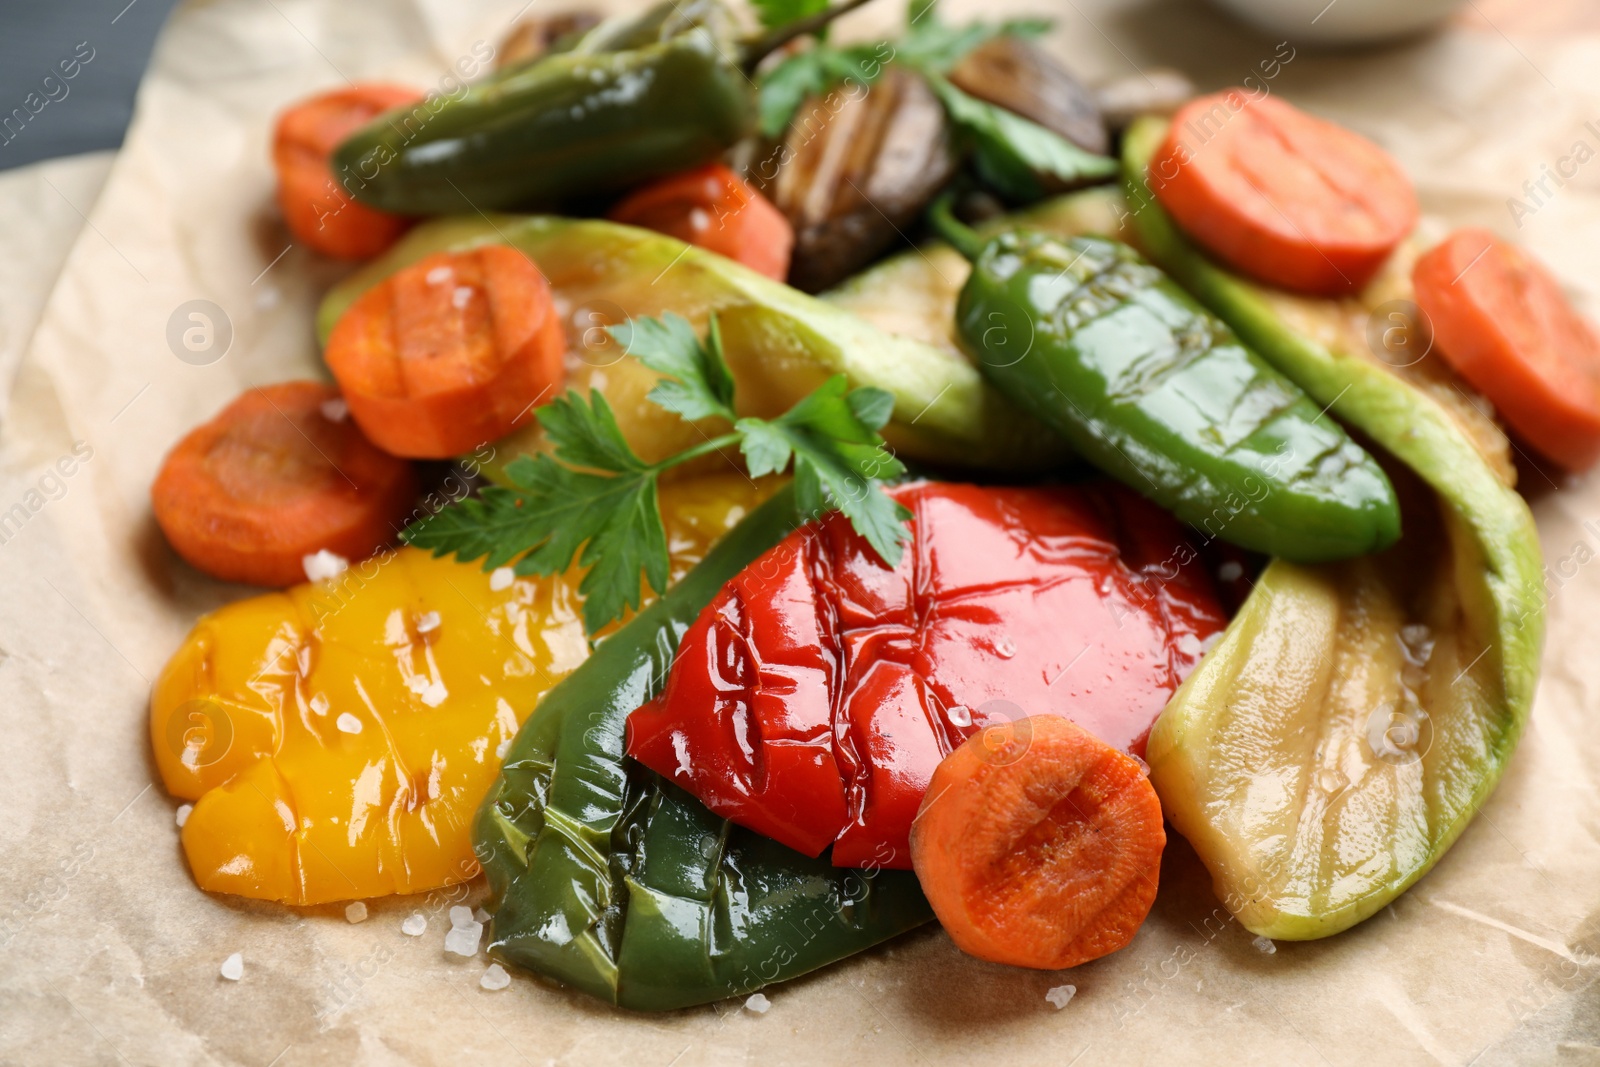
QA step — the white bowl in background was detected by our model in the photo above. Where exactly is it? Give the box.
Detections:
[1206,0,1468,46]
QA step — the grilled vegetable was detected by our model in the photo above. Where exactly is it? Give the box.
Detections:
[318,214,1064,473]
[755,66,959,292]
[152,475,772,905]
[946,35,1107,156]
[475,485,932,1010]
[496,10,602,69]
[609,163,794,281]
[624,480,1225,867]
[931,200,1402,562]
[335,0,757,215]
[1126,116,1545,938]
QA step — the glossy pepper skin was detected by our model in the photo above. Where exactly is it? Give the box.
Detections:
[954,228,1402,562]
[333,0,756,215]
[475,486,932,1011]
[625,481,1226,867]
[151,475,769,905]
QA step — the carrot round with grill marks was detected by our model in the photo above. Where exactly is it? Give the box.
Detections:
[1149,90,1417,296]
[910,715,1165,970]
[324,244,566,458]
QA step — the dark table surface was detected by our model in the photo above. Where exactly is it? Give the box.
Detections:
[0,0,184,170]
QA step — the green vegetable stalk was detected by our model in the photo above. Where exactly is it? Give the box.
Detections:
[1124,117,1546,938]
[928,197,1401,562]
[474,485,932,1010]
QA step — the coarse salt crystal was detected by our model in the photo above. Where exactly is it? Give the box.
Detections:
[1218,561,1244,583]
[444,921,483,957]
[309,693,330,716]
[302,549,349,583]
[415,611,441,634]
[451,286,474,309]
[320,397,349,422]
[345,901,368,923]
[474,907,490,924]
[425,265,453,285]
[420,681,448,708]
[176,804,192,828]
[401,912,427,936]
[945,705,972,728]
[1252,935,1276,955]
[408,675,429,694]
[450,905,476,929]
[480,963,511,991]
[744,993,771,1014]
[495,739,512,760]
[336,713,363,735]
[489,567,515,591]
[220,953,243,981]
[1045,984,1075,1009]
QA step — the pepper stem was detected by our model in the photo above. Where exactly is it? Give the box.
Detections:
[741,0,879,72]
[927,193,987,262]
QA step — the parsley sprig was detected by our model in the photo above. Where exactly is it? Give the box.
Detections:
[402,312,911,636]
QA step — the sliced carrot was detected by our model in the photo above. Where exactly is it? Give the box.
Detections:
[324,245,566,458]
[1151,90,1417,296]
[1414,228,1600,470]
[909,715,1165,970]
[151,381,418,587]
[609,163,794,281]
[272,84,421,260]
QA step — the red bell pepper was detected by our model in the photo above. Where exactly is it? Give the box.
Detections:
[624,481,1226,868]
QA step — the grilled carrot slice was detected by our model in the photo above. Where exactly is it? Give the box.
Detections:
[910,715,1165,970]
[324,245,566,458]
[151,381,418,586]
[1414,228,1600,471]
[1150,90,1417,296]
[609,163,794,281]
[272,84,421,259]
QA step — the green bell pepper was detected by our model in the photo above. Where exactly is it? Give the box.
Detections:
[318,214,1066,473]
[332,0,755,215]
[931,200,1401,562]
[1124,117,1545,938]
[474,485,932,1010]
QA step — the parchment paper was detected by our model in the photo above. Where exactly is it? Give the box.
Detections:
[1,1,1597,1064]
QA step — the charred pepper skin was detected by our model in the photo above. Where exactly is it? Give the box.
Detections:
[955,230,1402,562]
[474,486,931,1011]
[334,0,756,215]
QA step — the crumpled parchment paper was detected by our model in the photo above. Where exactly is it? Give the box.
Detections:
[0,1,1596,1064]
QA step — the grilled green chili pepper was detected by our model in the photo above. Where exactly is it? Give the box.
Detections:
[333,0,875,215]
[474,485,932,1010]
[929,198,1401,562]
[1124,116,1544,938]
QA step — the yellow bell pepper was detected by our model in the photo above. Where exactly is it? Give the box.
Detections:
[151,474,771,905]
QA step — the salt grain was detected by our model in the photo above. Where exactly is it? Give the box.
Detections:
[1252,935,1276,955]
[176,804,192,828]
[1045,984,1075,1009]
[445,921,483,957]
[1218,561,1244,583]
[220,953,243,981]
[401,912,427,936]
[489,567,515,591]
[480,963,511,991]
[415,611,441,634]
[345,901,368,924]
[320,398,349,423]
[425,265,453,285]
[945,704,972,728]
[474,907,491,923]
[419,681,448,708]
[452,286,474,309]
[744,993,771,1014]
[302,549,349,583]
[336,713,363,735]
[450,905,476,929]
[309,693,330,716]
[495,739,512,759]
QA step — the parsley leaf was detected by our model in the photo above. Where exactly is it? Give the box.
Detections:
[924,73,1119,201]
[404,314,911,636]
[897,0,1048,74]
[750,0,830,31]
